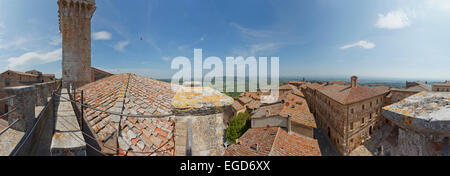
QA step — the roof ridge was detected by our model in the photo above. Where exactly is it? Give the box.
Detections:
[268,127,281,156]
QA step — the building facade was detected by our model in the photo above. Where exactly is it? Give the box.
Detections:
[433,81,450,92]
[304,76,389,155]
[0,70,55,114]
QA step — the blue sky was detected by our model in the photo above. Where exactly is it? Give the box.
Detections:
[1,0,450,80]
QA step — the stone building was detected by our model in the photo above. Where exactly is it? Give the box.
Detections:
[381,92,449,156]
[250,91,316,139]
[304,76,389,155]
[224,127,321,156]
[433,81,450,92]
[386,81,431,105]
[91,67,113,82]
[58,0,96,87]
[0,70,55,114]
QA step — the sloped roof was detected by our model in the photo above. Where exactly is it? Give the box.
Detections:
[1,70,38,77]
[434,81,450,87]
[76,73,176,156]
[224,127,321,156]
[76,73,232,156]
[317,84,389,105]
[251,103,283,119]
[280,93,316,128]
[232,100,245,111]
[305,82,324,90]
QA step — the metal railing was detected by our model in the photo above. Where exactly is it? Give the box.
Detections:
[54,93,174,118]
[0,95,17,136]
[0,119,19,136]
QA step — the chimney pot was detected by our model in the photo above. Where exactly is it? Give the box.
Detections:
[351,76,358,88]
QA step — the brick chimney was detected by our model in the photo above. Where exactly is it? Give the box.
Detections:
[351,76,358,88]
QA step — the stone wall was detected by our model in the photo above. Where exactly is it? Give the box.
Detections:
[290,121,314,139]
[174,113,225,156]
[251,116,287,129]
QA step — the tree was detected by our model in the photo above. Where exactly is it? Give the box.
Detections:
[226,111,251,144]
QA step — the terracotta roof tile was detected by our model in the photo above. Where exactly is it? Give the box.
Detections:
[76,73,176,156]
[225,127,321,156]
[317,84,389,105]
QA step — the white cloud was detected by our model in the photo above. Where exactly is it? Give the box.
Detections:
[233,42,285,57]
[230,22,273,39]
[161,57,170,61]
[376,9,411,29]
[340,40,375,50]
[426,0,450,12]
[0,37,28,50]
[93,31,112,40]
[7,48,62,70]
[113,40,129,51]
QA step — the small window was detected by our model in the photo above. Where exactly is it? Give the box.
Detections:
[362,117,365,124]
[351,108,354,114]
[437,88,440,91]
[5,78,10,86]
[362,104,365,110]
[370,102,373,107]
[350,122,354,130]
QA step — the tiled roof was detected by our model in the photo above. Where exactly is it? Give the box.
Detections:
[76,73,176,156]
[392,82,431,92]
[280,93,316,128]
[327,81,346,85]
[43,74,55,77]
[251,92,316,128]
[317,84,389,105]
[1,70,37,77]
[251,103,283,119]
[270,128,321,156]
[306,82,324,90]
[232,100,245,111]
[224,127,321,156]
[76,73,233,156]
[224,127,278,156]
[434,81,450,87]
[279,84,295,90]
[238,96,253,104]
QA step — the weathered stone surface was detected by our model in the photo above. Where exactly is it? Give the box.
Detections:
[58,0,96,87]
[171,86,233,115]
[4,86,37,132]
[51,89,86,156]
[174,113,225,156]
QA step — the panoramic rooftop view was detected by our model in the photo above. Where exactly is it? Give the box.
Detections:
[1,0,449,164]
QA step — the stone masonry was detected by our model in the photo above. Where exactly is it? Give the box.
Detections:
[58,0,96,87]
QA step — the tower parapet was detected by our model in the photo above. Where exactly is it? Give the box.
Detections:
[58,0,96,88]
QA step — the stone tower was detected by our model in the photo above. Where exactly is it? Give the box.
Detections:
[58,0,96,88]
